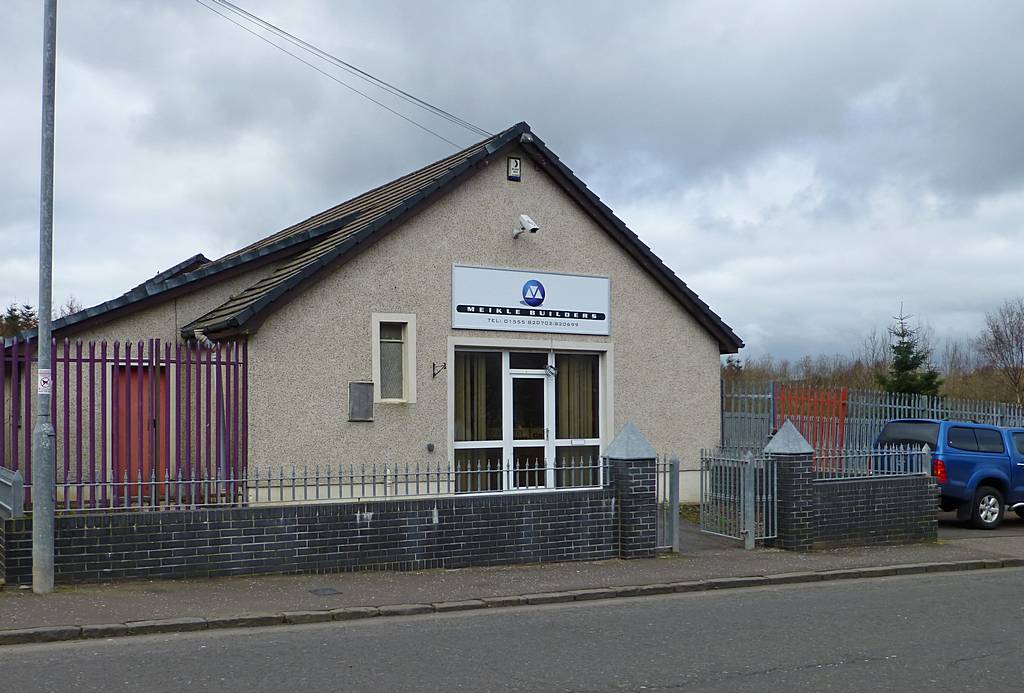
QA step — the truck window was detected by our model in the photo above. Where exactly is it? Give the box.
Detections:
[948,427,979,451]
[975,428,1005,454]
[877,421,939,448]
[1013,432,1024,456]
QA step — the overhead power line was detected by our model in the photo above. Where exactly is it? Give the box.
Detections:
[209,0,492,138]
[192,0,491,149]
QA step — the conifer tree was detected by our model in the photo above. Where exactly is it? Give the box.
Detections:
[0,303,37,338]
[876,308,942,396]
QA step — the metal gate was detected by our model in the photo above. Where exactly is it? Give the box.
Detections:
[699,449,777,549]
[655,455,680,552]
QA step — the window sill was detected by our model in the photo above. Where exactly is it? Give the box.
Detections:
[376,398,411,405]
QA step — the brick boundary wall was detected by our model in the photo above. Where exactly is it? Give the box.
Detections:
[773,447,938,551]
[613,457,657,559]
[811,476,937,549]
[2,490,618,586]
[774,453,817,551]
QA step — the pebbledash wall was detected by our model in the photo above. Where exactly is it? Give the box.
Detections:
[246,146,722,499]
[0,454,657,586]
[61,145,725,502]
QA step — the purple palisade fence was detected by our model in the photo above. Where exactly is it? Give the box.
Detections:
[2,338,247,510]
[241,340,248,490]
[23,341,31,483]
[88,341,96,507]
[11,340,21,473]
[205,345,212,483]
[62,339,69,492]
[100,340,108,506]
[75,339,83,506]
[0,343,6,480]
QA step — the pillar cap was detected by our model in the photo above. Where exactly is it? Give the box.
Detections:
[763,419,814,456]
[605,422,657,461]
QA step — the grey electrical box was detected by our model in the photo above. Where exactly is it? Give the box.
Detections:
[348,381,374,422]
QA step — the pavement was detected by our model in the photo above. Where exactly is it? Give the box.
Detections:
[1,513,1022,643]
[6,568,1021,692]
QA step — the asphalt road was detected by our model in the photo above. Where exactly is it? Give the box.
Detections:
[5,568,1024,692]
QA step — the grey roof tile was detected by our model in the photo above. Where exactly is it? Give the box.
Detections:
[8,122,741,354]
[183,123,742,352]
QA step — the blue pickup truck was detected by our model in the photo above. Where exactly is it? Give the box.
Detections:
[877,419,1024,529]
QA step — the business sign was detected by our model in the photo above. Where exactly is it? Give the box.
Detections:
[452,265,610,335]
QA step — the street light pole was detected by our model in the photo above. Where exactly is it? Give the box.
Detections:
[32,0,58,594]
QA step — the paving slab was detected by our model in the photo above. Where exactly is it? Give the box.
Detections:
[433,600,486,613]
[378,603,433,617]
[706,576,768,589]
[282,610,333,624]
[80,623,130,639]
[0,625,80,646]
[763,572,822,584]
[481,595,526,608]
[817,566,900,580]
[569,588,618,601]
[524,592,575,605]
[669,580,708,593]
[123,617,207,636]
[207,613,284,629]
[330,606,380,621]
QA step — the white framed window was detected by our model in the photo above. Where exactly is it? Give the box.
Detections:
[371,313,416,403]
[450,346,605,492]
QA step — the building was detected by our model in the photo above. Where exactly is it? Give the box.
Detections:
[3,122,741,502]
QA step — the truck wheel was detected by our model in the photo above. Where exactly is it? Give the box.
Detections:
[971,486,1004,530]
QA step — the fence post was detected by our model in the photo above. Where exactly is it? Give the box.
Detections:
[606,422,658,559]
[0,469,25,520]
[719,379,725,448]
[742,452,756,550]
[668,455,680,553]
[765,419,815,551]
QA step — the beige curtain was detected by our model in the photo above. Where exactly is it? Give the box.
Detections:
[557,354,597,439]
[455,352,488,441]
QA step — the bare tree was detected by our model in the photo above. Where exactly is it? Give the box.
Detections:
[858,327,891,370]
[978,298,1024,404]
[939,337,979,376]
[56,295,83,318]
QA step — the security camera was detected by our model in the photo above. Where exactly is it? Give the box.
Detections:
[513,214,540,239]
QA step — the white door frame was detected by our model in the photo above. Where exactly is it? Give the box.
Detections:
[448,337,613,490]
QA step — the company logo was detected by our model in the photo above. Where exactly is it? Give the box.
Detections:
[521,279,545,307]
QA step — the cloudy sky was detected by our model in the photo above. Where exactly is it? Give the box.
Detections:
[3,1,1022,359]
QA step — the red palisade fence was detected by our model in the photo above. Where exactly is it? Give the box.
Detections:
[773,383,849,474]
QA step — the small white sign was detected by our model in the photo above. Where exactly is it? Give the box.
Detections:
[507,156,521,181]
[37,368,52,395]
[452,265,610,336]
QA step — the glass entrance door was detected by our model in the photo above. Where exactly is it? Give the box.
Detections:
[511,374,551,489]
[453,348,603,492]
